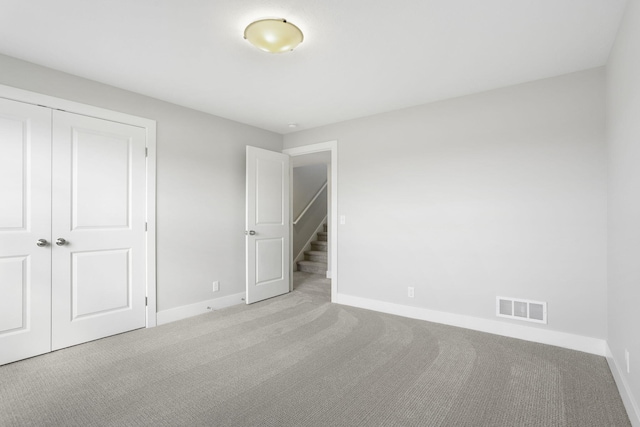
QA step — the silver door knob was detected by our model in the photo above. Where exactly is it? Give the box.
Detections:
[36,239,48,247]
[245,230,256,236]
[56,238,67,246]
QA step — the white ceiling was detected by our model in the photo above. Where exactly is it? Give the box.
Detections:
[0,0,628,134]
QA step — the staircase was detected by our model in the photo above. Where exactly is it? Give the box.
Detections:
[297,224,328,275]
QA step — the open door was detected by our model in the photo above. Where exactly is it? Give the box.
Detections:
[245,146,290,304]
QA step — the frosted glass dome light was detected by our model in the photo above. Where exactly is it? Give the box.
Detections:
[244,19,304,53]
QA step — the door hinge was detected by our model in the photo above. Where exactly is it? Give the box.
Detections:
[145,297,148,306]
[145,147,148,157]
[145,222,148,231]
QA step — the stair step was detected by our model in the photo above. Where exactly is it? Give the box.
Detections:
[310,240,328,251]
[317,231,328,242]
[304,250,327,262]
[297,260,327,275]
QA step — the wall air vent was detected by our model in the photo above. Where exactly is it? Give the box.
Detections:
[496,297,547,324]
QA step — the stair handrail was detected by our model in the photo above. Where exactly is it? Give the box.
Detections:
[293,181,327,225]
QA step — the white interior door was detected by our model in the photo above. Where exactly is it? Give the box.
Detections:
[51,111,147,350]
[245,146,290,304]
[0,99,52,365]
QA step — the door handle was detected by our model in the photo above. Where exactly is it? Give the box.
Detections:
[36,239,48,247]
[245,230,256,236]
[56,238,67,246]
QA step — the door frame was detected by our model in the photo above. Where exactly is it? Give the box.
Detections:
[0,84,158,327]
[283,141,338,302]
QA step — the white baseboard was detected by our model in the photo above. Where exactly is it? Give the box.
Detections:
[334,293,606,356]
[607,344,640,426]
[156,292,245,326]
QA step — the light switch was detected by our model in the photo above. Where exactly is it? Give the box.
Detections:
[340,215,346,225]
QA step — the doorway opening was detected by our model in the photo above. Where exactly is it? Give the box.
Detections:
[284,141,338,302]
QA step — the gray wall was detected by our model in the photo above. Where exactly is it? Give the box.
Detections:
[293,164,328,259]
[293,164,327,218]
[0,54,282,312]
[284,68,607,339]
[607,0,640,409]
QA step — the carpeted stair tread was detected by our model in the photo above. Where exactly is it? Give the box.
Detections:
[304,250,328,262]
[297,260,327,274]
[304,250,327,257]
[310,240,328,250]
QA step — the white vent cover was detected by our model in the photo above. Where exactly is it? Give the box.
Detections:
[496,297,547,324]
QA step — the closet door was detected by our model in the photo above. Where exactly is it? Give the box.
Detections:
[0,98,52,365]
[51,111,147,350]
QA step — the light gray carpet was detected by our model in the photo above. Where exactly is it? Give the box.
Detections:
[0,272,630,426]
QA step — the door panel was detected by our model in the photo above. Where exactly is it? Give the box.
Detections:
[51,111,146,350]
[246,146,290,304]
[71,249,131,319]
[72,129,131,229]
[0,116,27,229]
[256,157,285,224]
[0,257,29,332]
[0,98,52,365]
[256,238,284,284]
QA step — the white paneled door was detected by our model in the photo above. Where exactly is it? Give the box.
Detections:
[245,146,290,304]
[51,111,147,350]
[0,98,148,365]
[0,99,53,365]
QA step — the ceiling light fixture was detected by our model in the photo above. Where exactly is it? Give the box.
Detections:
[244,19,303,53]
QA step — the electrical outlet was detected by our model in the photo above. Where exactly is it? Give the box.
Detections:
[625,349,630,374]
[213,281,220,292]
[408,287,414,298]
[340,215,346,225]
